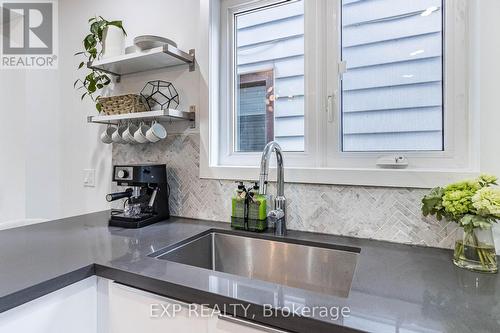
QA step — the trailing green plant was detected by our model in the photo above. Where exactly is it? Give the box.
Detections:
[74,16,126,112]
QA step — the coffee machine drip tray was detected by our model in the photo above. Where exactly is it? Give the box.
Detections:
[110,211,162,229]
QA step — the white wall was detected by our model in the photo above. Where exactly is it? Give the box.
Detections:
[0,7,25,223]
[473,0,500,250]
[24,71,62,219]
[0,71,27,222]
[0,9,62,223]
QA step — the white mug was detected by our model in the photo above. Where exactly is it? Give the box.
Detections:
[122,122,139,144]
[146,121,167,143]
[100,125,116,144]
[134,122,150,144]
[111,123,127,144]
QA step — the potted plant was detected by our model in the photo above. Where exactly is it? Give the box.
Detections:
[74,16,126,112]
[422,174,499,273]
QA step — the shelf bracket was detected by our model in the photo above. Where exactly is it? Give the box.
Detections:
[189,49,196,72]
[87,62,121,82]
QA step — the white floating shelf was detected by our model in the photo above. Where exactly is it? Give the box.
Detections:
[87,109,195,125]
[88,45,195,77]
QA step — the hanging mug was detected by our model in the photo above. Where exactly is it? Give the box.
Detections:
[134,122,150,144]
[111,122,127,144]
[122,122,139,144]
[146,120,167,143]
[100,124,116,144]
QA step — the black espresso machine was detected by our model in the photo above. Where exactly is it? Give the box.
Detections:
[107,164,170,228]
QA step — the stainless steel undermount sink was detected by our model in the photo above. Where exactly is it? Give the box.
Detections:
[150,231,360,298]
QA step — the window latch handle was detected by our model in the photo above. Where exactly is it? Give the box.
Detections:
[327,92,336,123]
[338,61,347,77]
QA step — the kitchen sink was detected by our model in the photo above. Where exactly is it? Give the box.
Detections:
[150,231,360,298]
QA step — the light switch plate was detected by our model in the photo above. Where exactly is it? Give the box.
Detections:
[83,169,96,187]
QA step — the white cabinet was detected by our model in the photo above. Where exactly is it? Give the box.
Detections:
[98,278,287,333]
[0,276,97,333]
[0,277,287,333]
[100,279,209,333]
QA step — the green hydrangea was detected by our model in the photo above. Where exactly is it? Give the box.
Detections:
[478,174,498,187]
[441,180,479,220]
[472,187,500,218]
[422,174,500,230]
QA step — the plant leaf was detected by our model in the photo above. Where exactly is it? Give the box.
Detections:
[78,61,85,69]
[107,20,127,35]
[102,75,111,85]
[84,34,92,45]
[421,187,446,221]
[88,81,97,93]
[436,211,442,221]
[81,92,87,100]
[90,21,99,35]
[84,34,96,50]
[460,215,473,225]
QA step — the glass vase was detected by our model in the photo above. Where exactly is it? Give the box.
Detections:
[453,226,498,273]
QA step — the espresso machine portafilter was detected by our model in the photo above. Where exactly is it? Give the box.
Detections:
[107,165,170,228]
[106,188,133,202]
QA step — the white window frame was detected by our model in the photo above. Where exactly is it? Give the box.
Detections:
[325,0,472,170]
[218,0,320,168]
[199,0,479,188]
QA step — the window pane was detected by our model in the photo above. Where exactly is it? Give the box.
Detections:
[235,0,305,152]
[341,0,444,152]
[237,71,273,152]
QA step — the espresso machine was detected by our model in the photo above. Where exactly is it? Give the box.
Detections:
[107,164,170,228]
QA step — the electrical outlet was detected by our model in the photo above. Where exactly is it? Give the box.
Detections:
[83,169,96,187]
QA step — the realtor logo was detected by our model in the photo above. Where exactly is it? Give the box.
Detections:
[1,0,58,68]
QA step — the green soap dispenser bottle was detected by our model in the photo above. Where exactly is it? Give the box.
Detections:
[231,182,247,229]
[247,182,268,232]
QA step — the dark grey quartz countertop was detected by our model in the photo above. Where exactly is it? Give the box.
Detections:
[0,211,499,332]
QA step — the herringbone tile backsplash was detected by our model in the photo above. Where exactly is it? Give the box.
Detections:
[113,133,458,249]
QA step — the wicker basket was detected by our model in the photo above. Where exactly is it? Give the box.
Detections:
[98,94,148,115]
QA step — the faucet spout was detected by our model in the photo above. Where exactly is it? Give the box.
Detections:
[258,141,287,236]
[258,141,285,196]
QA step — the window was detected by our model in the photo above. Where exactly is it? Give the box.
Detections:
[233,0,305,153]
[340,0,444,152]
[204,0,474,187]
[237,70,274,152]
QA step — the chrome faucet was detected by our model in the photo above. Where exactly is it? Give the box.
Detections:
[258,141,286,236]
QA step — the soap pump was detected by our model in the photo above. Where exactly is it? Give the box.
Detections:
[231,182,247,229]
[248,182,267,224]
